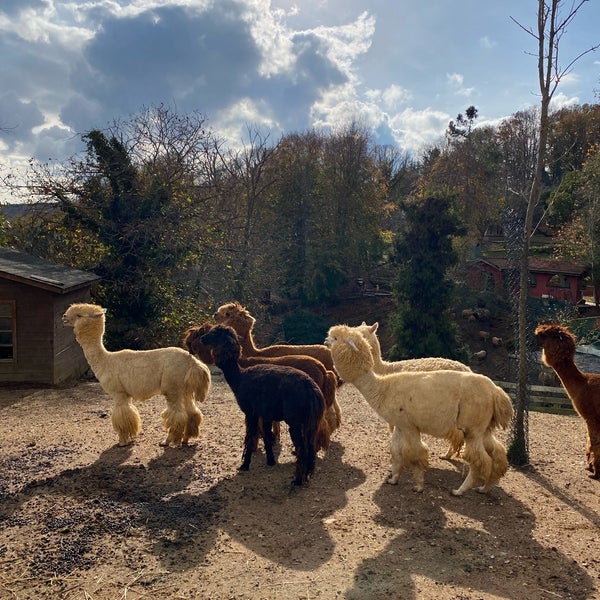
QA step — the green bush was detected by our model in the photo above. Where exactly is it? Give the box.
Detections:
[279,309,329,344]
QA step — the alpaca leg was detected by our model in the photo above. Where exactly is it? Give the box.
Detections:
[111,394,142,446]
[160,397,188,447]
[181,404,204,446]
[453,437,491,496]
[315,416,331,453]
[289,423,308,485]
[241,416,259,471]
[262,419,276,466]
[405,433,429,493]
[585,424,600,478]
[478,432,508,492]
[272,420,281,443]
[387,428,404,485]
[387,428,428,492]
[442,429,465,460]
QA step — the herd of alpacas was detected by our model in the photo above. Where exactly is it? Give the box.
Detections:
[62,301,599,493]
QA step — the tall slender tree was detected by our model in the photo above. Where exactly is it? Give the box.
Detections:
[390,195,466,360]
[509,0,599,464]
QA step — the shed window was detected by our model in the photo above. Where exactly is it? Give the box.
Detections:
[0,302,15,361]
[548,274,570,288]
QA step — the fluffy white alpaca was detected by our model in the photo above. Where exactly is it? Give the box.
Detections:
[356,322,471,458]
[63,303,211,447]
[325,325,513,496]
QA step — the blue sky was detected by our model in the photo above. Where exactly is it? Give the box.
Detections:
[0,0,599,191]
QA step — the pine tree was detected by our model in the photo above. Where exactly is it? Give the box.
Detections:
[390,195,466,360]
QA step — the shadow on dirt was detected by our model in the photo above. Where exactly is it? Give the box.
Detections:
[344,466,595,600]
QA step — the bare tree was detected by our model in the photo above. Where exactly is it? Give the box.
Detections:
[509,0,599,464]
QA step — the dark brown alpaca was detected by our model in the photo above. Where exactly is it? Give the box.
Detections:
[535,323,600,478]
[183,323,341,451]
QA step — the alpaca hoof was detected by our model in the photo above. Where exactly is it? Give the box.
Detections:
[266,458,276,466]
[413,485,424,493]
[117,439,134,447]
[386,475,399,485]
[451,488,463,496]
[476,485,491,494]
[239,464,250,472]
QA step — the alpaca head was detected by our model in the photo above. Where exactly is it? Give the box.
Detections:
[200,324,242,365]
[214,302,255,337]
[534,323,577,366]
[183,323,216,365]
[356,322,381,356]
[325,324,374,382]
[62,303,106,340]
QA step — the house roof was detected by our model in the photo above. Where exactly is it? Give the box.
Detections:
[472,257,587,276]
[0,247,100,294]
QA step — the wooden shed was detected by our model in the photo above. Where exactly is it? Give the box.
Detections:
[0,247,101,384]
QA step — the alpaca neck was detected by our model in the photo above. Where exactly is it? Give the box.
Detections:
[348,370,388,414]
[75,326,110,370]
[236,326,258,355]
[214,355,243,391]
[547,357,586,391]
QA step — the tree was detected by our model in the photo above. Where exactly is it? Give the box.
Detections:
[509,0,599,465]
[390,195,467,361]
[552,148,600,304]
[10,106,221,348]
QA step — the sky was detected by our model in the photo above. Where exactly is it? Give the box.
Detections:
[1,0,599,194]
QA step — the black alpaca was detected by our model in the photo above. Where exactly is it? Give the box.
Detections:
[200,325,325,485]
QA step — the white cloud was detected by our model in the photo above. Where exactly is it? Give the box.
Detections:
[480,35,496,49]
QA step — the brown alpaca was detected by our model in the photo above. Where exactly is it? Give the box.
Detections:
[183,323,341,451]
[535,323,600,478]
[214,302,337,375]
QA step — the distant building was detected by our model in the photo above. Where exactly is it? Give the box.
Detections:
[0,247,100,384]
[466,257,587,303]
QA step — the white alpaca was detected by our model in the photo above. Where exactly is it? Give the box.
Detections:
[325,325,513,496]
[355,322,471,458]
[63,303,211,447]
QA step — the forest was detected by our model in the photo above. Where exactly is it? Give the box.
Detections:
[2,101,600,355]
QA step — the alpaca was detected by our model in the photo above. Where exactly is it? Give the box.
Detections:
[183,323,340,450]
[214,302,337,375]
[356,322,470,458]
[63,303,210,447]
[200,325,325,485]
[535,323,600,478]
[325,325,513,495]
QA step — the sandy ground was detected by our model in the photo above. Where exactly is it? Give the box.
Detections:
[1,377,599,600]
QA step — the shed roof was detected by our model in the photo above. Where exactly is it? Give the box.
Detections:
[0,247,100,294]
[472,257,587,276]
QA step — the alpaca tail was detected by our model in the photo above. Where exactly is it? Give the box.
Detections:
[323,370,342,431]
[185,359,211,404]
[490,385,514,430]
[302,385,326,476]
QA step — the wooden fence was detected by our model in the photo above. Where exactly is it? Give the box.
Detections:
[495,381,575,416]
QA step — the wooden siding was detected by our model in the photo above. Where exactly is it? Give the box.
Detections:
[0,278,91,384]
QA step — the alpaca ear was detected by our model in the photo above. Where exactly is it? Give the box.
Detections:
[344,338,359,352]
[370,322,379,333]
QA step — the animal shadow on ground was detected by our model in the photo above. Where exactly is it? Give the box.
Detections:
[0,439,365,578]
[344,466,594,600]
[200,440,366,571]
[0,444,223,577]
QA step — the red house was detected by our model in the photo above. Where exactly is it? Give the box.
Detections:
[466,257,587,303]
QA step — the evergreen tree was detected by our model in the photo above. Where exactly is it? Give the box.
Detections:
[390,195,466,360]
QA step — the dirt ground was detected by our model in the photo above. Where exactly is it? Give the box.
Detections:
[1,376,600,600]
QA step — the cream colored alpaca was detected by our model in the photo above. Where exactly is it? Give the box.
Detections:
[355,322,471,458]
[63,303,210,447]
[325,325,513,496]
